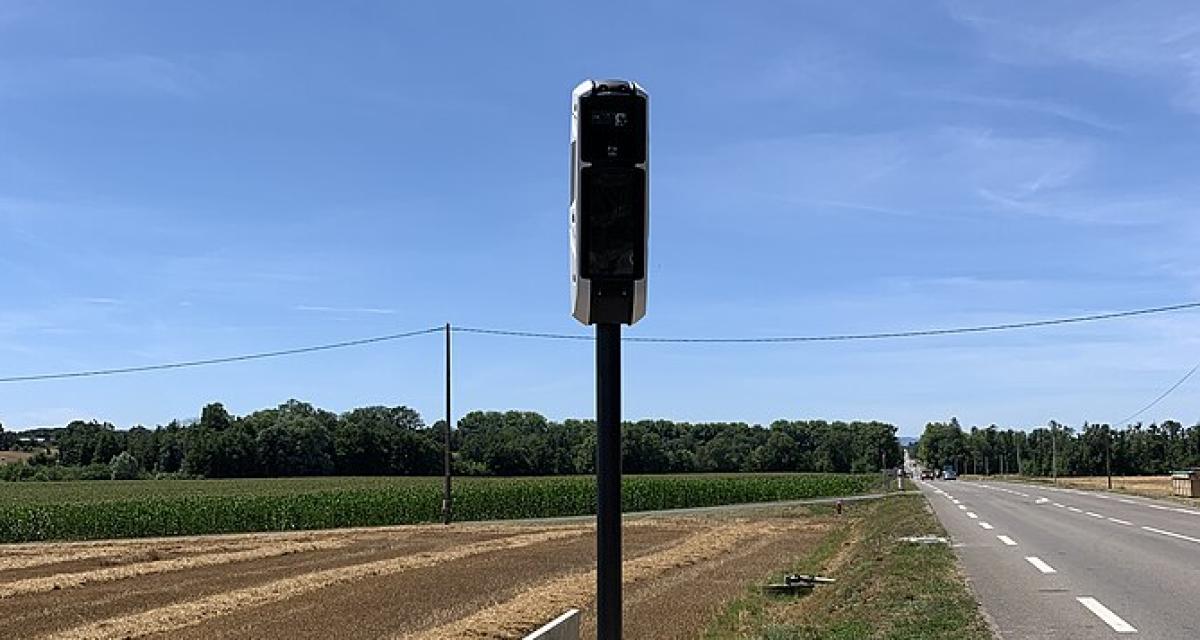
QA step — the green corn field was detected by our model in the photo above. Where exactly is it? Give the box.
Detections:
[0,473,878,542]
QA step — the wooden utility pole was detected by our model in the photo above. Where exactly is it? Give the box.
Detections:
[443,323,452,525]
[1051,423,1058,484]
[1106,426,1113,490]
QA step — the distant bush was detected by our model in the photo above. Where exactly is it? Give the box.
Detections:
[109,452,142,480]
[28,451,55,466]
[0,462,34,482]
[79,464,112,481]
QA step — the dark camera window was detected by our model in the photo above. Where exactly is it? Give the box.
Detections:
[581,167,645,279]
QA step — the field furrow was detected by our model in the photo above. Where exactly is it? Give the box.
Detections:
[45,527,590,640]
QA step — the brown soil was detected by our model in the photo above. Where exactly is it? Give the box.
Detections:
[0,511,835,640]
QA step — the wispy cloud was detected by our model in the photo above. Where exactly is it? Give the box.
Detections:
[682,126,1097,223]
[0,54,205,99]
[976,189,1177,226]
[0,1,40,29]
[914,90,1124,132]
[754,39,860,104]
[946,1,1200,114]
[293,305,396,315]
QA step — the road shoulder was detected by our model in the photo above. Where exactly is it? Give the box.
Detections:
[706,493,994,639]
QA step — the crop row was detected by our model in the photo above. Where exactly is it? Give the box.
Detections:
[0,473,878,542]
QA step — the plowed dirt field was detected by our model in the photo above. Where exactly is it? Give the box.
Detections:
[0,509,832,639]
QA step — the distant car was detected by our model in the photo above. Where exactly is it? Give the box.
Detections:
[920,469,934,480]
[943,467,958,480]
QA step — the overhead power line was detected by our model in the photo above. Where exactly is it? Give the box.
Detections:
[0,327,443,384]
[2,300,1198,384]
[454,300,1200,343]
[1111,359,1200,427]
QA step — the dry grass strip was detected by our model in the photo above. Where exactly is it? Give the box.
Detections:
[1,539,350,599]
[46,526,589,640]
[408,519,788,640]
[0,539,271,573]
[0,548,137,572]
[0,522,569,579]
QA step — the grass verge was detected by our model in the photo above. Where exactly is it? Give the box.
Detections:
[706,494,993,640]
[984,474,1200,505]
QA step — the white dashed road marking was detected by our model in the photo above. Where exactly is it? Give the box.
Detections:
[979,522,994,530]
[1085,512,1103,518]
[958,505,967,510]
[997,535,1017,546]
[1068,507,1082,513]
[967,512,979,519]
[1025,556,1057,574]
[1077,597,1137,634]
[1142,526,1200,545]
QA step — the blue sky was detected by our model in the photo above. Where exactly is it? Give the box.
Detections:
[3,1,1200,435]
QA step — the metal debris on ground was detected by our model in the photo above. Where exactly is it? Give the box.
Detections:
[899,535,949,545]
[763,574,836,595]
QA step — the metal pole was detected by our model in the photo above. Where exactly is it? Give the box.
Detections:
[1016,437,1022,476]
[443,322,452,525]
[881,450,887,490]
[1106,426,1113,490]
[596,323,622,640]
[1051,424,1057,484]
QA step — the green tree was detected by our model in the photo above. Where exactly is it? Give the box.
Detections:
[109,451,142,480]
[200,403,233,431]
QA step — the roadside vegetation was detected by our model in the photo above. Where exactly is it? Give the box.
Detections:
[993,474,1191,501]
[707,494,993,640]
[916,417,1200,477]
[0,402,901,480]
[0,473,881,542]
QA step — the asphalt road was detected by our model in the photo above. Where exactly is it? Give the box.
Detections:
[919,478,1200,639]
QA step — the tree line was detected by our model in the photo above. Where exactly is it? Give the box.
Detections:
[916,418,1200,477]
[0,401,901,480]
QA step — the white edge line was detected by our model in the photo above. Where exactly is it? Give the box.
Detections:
[1077,597,1137,634]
